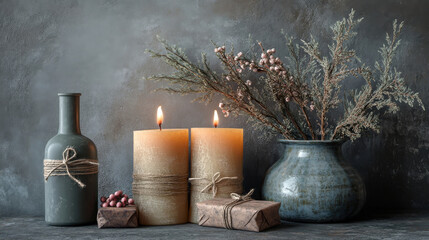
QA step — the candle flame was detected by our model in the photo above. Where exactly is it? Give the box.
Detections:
[213,110,219,128]
[157,106,163,130]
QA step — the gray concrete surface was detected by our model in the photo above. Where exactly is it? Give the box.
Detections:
[1,212,429,239]
[1,0,429,217]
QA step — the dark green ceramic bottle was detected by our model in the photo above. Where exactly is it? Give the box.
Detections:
[44,93,98,225]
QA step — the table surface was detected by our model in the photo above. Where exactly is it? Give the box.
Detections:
[1,212,428,240]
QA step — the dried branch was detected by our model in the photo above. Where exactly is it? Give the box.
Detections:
[145,10,424,142]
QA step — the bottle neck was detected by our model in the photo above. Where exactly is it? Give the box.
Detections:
[58,94,81,134]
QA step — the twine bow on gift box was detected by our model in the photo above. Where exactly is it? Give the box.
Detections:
[189,172,239,197]
[223,189,255,230]
[44,147,98,188]
[230,188,254,202]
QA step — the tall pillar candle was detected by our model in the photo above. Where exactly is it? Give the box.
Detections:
[133,107,189,225]
[189,111,243,223]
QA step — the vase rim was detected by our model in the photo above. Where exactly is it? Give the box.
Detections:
[277,139,345,145]
[58,93,81,96]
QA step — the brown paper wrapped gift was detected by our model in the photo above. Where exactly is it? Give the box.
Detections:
[196,190,281,232]
[97,206,138,228]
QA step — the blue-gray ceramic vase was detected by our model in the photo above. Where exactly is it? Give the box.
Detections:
[262,140,366,222]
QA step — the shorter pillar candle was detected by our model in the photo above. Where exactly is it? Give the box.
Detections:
[189,110,243,223]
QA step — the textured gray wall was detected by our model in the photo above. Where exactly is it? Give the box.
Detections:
[1,0,428,217]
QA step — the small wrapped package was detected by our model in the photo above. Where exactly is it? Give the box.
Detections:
[196,190,281,232]
[97,206,138,228]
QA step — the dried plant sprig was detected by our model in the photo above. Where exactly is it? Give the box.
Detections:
[330,20,425,140]
[301,9,364,140]
[145,9,424,141]
[147,39,297,139]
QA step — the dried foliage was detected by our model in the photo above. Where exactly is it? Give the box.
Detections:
[146,10,424,141]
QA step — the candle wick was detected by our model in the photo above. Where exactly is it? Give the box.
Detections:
[159,124,162,131]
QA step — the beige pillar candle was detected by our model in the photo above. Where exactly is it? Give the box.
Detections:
[133,106,189,225]
[189,110,243,223]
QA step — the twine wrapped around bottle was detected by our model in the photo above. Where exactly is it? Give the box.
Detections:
[43,147,98,188]
[189,172,242,197]
[132,174,188,196]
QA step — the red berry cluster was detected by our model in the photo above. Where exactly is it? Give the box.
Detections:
[100,190,135,208]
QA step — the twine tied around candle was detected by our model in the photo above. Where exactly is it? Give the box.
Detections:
[189,172,239,197]
[132,174,188,196]
[223,189,255,230]
[43,147,98,188]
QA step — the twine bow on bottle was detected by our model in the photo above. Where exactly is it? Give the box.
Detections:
[189,172,239,197]
[44,147,98,188]
[223,189,255,229]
